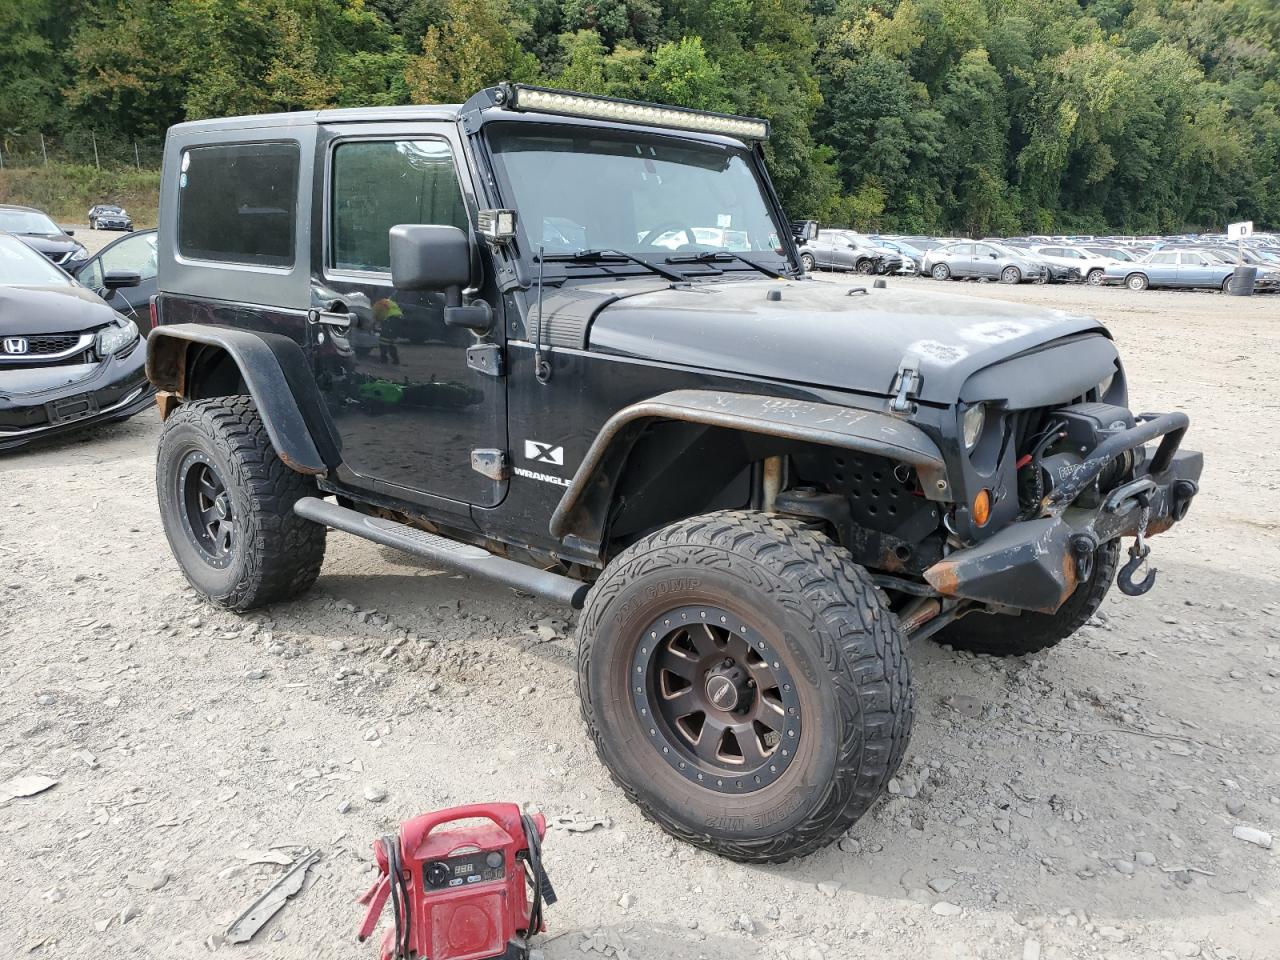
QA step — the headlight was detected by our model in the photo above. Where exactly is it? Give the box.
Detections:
[95,317,139,357]
[72,244,88,260]
[962,403,986,450]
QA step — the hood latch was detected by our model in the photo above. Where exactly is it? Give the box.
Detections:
[890,361,922,414]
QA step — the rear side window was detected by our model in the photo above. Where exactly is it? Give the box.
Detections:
[330,139,468,274]
[178,142,299,268]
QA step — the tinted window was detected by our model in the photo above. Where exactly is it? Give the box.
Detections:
[178,142,299,267]
[331,140,468,274]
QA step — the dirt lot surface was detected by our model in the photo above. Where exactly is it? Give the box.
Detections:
[2,277,1277,960]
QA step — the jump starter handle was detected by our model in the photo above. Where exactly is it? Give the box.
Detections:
[399,802,545,852]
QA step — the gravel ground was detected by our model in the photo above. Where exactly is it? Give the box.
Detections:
[1,277,1277,960]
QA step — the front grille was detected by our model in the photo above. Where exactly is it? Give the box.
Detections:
[25,334,83,355]
[0,331,96,365]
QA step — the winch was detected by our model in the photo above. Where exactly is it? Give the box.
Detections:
[357,803,555,960]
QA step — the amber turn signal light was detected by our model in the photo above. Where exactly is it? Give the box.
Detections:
[972,489,991,526]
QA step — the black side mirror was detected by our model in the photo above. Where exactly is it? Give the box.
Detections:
[388,224,490,331]
[792,220,819,242]
[63,228,76,237]
[103,269,142,290]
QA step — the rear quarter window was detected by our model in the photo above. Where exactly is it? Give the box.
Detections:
[177,142,299,268]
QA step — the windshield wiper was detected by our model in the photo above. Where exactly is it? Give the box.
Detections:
[539,249,686,282]
[664,250,789,280]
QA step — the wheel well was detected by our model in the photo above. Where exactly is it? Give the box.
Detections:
[601,423,945,575]
[186,344,248,400]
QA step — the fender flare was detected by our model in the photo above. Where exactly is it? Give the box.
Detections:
[549,389,949,541]
[146,324,339,475]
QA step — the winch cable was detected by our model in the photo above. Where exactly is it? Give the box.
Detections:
[519,813,556,942]
[382,834,412,960]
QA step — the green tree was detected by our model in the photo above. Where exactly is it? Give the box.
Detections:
[405,0,538,102]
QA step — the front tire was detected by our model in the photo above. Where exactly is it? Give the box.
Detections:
[931,263,951,280]
[156,396,326,611]
[578,511,913,863]
[1126,273,1149,291]
[935,540,1120,656]
[1000,265,1022,284]
[855,259,876,275]
[800,252,816,272]
[1087,268,1105,285]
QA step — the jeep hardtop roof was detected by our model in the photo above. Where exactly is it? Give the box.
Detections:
[165,84,769,150]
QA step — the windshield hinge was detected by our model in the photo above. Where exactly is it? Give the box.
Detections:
[890,362,922,414]
[467,343,505,378]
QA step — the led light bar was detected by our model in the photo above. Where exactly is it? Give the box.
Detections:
[501,84,770,142]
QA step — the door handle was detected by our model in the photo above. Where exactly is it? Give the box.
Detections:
[308,308,355,330]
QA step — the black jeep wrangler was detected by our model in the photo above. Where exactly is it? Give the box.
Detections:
[146,85,1201,863]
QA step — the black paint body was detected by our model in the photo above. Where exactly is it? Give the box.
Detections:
[148,90,1202,611]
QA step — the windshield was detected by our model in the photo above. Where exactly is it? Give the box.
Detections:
[0,235,73,285]
[487,122,788,272]
[0,209,62,235]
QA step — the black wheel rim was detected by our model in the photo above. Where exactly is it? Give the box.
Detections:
[631,605,801,795]
[177,450,235,568]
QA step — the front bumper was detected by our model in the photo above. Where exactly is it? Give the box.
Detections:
[925,412,1202,613]
[0,346,153,450]
[97,218,133,230]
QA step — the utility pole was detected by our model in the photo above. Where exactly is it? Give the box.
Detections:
[134,141,141,170]
[40,133,47,166]
[92,131,100,169]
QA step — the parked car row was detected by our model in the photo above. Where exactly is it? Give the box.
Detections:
[1,202,159,450]
[799,225,1280,292]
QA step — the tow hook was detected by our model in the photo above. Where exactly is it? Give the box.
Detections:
[1117,493,1157,596]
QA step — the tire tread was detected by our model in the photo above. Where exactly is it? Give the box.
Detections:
[577,510,913,863]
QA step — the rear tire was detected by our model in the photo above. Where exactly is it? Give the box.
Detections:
[935,541,1120,656]
[156,396,326,611]
[1126,273,1149,291]
[931,263,951,280]
[578,511,912,863]
[1221,276,1232,293]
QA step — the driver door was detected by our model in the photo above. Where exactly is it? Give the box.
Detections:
[73,230,159,333]
[311,127,507,507]
[973,244,1001,278]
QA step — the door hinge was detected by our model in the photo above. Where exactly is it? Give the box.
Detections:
[890,361,922,414]
[466,343,505,378]
[471,448,509,481]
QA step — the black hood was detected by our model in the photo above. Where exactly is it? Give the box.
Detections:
[17,234,80,258]
[586,277,1106,404]
[0,284,118,334]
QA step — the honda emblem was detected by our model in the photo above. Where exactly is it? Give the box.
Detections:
[2,337,29,355]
